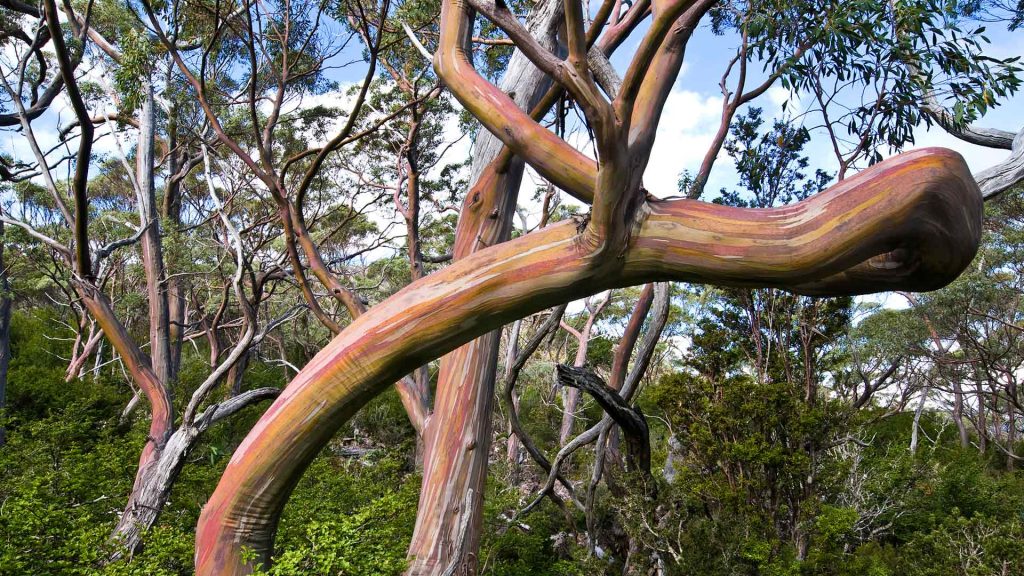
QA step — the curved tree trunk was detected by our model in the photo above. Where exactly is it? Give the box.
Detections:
[195,149,982,575]
[75,284,175,555]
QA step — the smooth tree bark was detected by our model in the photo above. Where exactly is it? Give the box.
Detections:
[406,0,659,567]
[975,128,1024,199]
[196,145,983,574]
[405,0,566,572]
[919,70,1024,199]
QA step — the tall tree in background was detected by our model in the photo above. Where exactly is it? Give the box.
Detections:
[0,0,295,555]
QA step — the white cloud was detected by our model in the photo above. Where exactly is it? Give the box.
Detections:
[767,85,790,109]
[643,88,725,197]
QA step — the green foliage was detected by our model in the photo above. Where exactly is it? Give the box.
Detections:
[897,513,1024,576]
[112,28,153,116]
[711,0,1020,165]
[477,469,593,576]
[0,370,190,575]
[348,387,418,447]
[256,451,421,576]
[0,311,428,576]
[635,366,1024,576]
[715,107,833,208]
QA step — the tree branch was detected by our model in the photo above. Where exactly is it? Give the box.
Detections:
[555,364,650,474]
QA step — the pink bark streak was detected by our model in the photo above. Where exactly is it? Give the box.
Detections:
[195,148,982,574]
[406,161,520,574]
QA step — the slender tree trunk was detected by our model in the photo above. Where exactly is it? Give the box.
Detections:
[910,387,929,455]
[66,324,102,382]
[92,339,103,381]
[971,362,988,453]
[74,284,175,556]
[404,156,432,414]
[405,2,563,572]
[406,160,523,575]
[1007,413,1017,471]
[560,321,594,446]
[163,97,185,384]
[952,379,970,449]
[229,350,250,397]
[67,318,84,379]
[1007,380,1017,471]
[0,220,11,447]
[137,78,172,385]
[120,391,141,424]
[504,320,522,478]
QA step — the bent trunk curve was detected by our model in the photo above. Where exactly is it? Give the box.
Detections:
[195,148,981,575]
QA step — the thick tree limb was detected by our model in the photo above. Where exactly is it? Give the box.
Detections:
[407,0,574,570]
[434,0,596,201]
[195,148,982,575]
